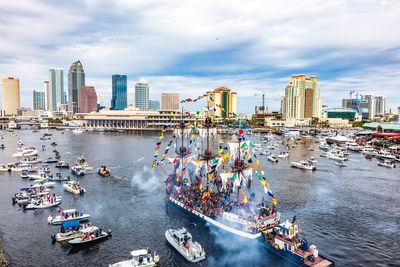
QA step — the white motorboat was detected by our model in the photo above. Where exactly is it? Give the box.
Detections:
[309,145,314,151]
[346,142,363,152]
[76,155,93,171]
[277,152,289,159]
[377,160,396,168]
[109,249,160,267]
[326,150,347,161]
[48,209,91,225]
[12,147,38,158]
[267,155,278,163]
[63,181,86,195]
[320,152,327,157]
[362,146,376,155]
[17,139,24,146]
[334,161,346,167]
[44,157,58,164]
[0,164,11,172]
[260,150,270,156]
[24,196,62,210]
[375,150,396,160]
[165,228,206,263]
[28,171,48,180]
[52,221,96,242]
[33,180,56,188]
[55,160,70,168]
[20,170,30,178]
[72,129,84,134]
[38,165,50,173]
[10,163,37,172]
[48,173,70,182]
[19,157,43,164]
[290,161,316,171]
[71,165,86,176]
[68,227,110,247]
[307,157,318,164]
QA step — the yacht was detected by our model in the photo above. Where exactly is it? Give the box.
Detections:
[290,161,316,171]
[72,129,84,134]
[165,228,206,263]
[44,157,58,164]
[48,209,91,225]
[362,145,376,155]
[346,141,363,152]
[326,150,347,161]
[109,249,160,267]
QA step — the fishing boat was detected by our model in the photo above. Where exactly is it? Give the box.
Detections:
[28,171,48,180]
[267,155,279,163]
[63,180,86,195]
[290,161,316,171]
[44,157,58,164]
[71,165,86,176]
[277,152,289,159]
[68,227,110,247]
[109,249,160,267]
[98,166,111,177]
[377,160,396,168]
[165,228,205,263]
[48,209,91,225]
[12,147,38,158]
[24,196,62,210]
[51,221,96,242]
[334,161,346,167]
[76,155,93,171]
[55,160,70,168]
[262,219,334,267]
[48,173,70,182]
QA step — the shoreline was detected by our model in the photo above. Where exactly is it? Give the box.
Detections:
[0,233,9,267]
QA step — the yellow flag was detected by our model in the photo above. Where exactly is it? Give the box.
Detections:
[199,184,203,190]
[223,152,230,159]
[243,196,248,204]
[256,159,260,165]
[260,180,266,185]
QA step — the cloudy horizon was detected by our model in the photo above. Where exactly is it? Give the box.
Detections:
[1,0,400,113]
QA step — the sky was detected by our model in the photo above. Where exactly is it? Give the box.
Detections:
[0,0,400,114]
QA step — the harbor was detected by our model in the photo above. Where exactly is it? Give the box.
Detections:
[0,129,399,266]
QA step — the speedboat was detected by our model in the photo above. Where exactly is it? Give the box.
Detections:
[290,161,316,171]
[44,157,58,164]
[277,152,289,159]
[76,155,93,171]
[98,166,111,177]
[24,196,62,210]
[375,150,396,161]
[165,228,206,263]
[52,221,96,242]
[48,209,91,225]
[48,173,70,182]
[377,160,396,168]
[267,155,278,163]
[55,161,70,168]
[334,161,346,167]
[68,227,110,247]
[33,180,56,188]
[63,181,86,195]
[109,249,160,267]
[28,171,48,180]
[71,165,86,176]
[12,147,38,158]
[307,157,318,164]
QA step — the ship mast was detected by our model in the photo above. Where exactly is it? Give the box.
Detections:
[201,97,216,188]
[232,130,248,203]
[177,106,188,179]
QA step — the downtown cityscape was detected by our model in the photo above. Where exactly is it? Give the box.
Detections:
[0,1,400,267]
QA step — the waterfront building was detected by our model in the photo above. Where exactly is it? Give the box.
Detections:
[135,78,149,110]
[49,68,65,111]
[374,95,386,116]
[161,92,179,110]
[282,74,322,120]
[68,60,85,114]
[1,77,20,116]
[44,80,50,110]
[79,86,97,113]
[33,90,45,110]
[111,74,127,110]
[206,87,237,118]
[149,99,160,110]
[342,99,353,109]
[323,108,358,120]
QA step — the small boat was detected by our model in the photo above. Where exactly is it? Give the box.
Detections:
[72,129,84,134]
[0,164,11,172]
[334,161,346,167]
[260,150,270,156]
[24,196,62,210]
[28,171,48,180]
[51,142,57,146]
[20,170,30,178]
[307,157,318,164]
[48,173,70,182]
[33,180,56,188]
[52,221,96,242]
[41,145,46,151]
[377,160,396,168]
[43,133,52,137]
[63,181,86,195]
[40,137,51,140]
[68,227,110,247]
[290,161,316,171]
[165,228,205,263]
[76,155,93,171]
[71,165,86,176]
[17,139,24,146]
[48,208,91,225]
[12,147,38,158]
[44,157,58,164]
[365,153,373,160]
[309,145,314,151]
[98,166,111,177]
[267,155,278,163]
[19,157,43,164]
[277,152,289,159]
[38,165,51,173]
[320,152,327,157]
[0,144,5,149]
[109,249,160,267]
[55,161,70,168]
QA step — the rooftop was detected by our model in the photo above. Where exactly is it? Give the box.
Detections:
[364,122,400,131]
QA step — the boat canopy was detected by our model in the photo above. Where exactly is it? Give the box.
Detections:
[131,249,148,257]
[62,220,80,229]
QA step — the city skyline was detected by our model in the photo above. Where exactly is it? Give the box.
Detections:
[0,1,399,113]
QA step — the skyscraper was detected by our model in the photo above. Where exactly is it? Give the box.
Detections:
[282,74,321,120]
[374,95,386,116]
[149,100,160,110]
[111,74,127,110]
[135,78,149,110]
[79,86,97,113]
[1,77,20,116]
[49,68,65,111]
[206,87,237,118]
[33,90,45,110]
[161,92,179,110]
[68,60,85,114]
[44,80,50,111]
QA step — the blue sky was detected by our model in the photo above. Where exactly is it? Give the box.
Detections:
[0,0,400,113]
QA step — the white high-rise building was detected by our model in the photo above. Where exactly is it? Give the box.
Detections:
[135,78,149,110]
[374,95,386,116]
[48,68,65,111]
[44,80,50,110]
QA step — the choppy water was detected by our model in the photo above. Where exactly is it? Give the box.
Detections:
[0,130,399,267]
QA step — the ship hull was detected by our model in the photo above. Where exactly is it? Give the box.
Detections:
[167,196,261,239]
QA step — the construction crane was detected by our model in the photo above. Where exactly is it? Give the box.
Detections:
[254,92,266,113]
[349,90,356,99]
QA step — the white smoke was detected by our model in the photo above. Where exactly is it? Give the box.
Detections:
[130,165,161,193]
